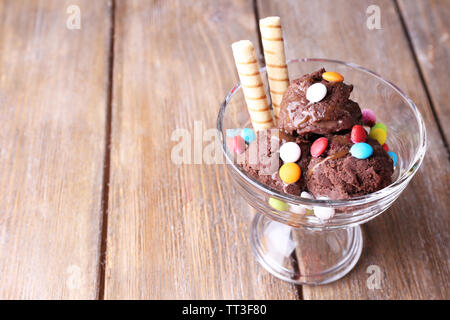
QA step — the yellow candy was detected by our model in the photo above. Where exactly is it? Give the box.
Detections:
[279,163,301,184]
[369,127,387,145]
[322,71,344,82]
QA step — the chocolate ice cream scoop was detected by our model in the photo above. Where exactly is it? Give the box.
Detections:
[306,134,393,199]
[278,68,362,135]
[237,129,311,196]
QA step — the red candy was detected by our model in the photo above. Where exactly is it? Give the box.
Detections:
[383,143,389,152]
[232,135,246,154]
[310,137,328,157]
[351,125,367,143]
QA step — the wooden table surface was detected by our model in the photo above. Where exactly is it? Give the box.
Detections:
[0,0,448,300]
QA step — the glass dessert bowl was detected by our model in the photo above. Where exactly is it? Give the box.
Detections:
[217,58,426,285]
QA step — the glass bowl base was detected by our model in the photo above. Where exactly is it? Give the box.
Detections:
[250,213,363,285]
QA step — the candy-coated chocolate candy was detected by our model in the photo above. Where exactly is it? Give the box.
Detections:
[240,128,256,143]
[361,109,376,127]
[290,204,314,215]
[382,143,389,152]
[322,71,344,82]
[350,142,373,159]
[314,197,335,220]
[226,128,240,137]
[279,163,301,184]
[369,127,387,145]
[300,191,314,210]
[289,204,307,215]
[306,83,327,103]
[301,191,314,198]
[351,125,367,143]
[387,151,397,167]
[310,137,328,157]
[372,122,387,133]
[269,197,289,211]
[289,191,314,214]
[280,142,301,163]
[232,135,246,154]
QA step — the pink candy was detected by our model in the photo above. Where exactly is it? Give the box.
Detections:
[361,109,376,127]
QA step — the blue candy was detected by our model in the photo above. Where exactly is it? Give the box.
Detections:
[387,151,398,167]
[350,142,373,159]
[240,128,256,143]
[226,128,240,137]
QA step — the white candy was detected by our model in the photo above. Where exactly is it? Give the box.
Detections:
[300,191,314,210]
[289,204,307,215]
[314,196,335,220]
[301,191,314,199]
[279,142,301,163]
[306,83,327,103]
[290,192,314,214]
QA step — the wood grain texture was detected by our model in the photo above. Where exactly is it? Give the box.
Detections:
[0,0,111,299]
[104,0,299,299]
[258,0,450,299]
[397,0,450,144]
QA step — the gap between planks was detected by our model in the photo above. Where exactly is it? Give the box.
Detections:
[252,0,265,65]
[393,0,449,159]
[97,0,116,300]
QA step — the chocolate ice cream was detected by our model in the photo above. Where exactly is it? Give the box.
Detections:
[237,129,311,196]
[306,134,393,199]
[236,68,394,200]
[278,68,362,136]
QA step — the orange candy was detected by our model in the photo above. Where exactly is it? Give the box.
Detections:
[322,71,344,82]
[279,163,301,184]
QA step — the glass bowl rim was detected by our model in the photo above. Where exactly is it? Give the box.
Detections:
[217,58,427,208]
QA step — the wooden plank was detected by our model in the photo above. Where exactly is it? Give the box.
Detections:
[0,0,111,299]
[258,0,449,299]
[397,0,450,144]
[104,0,299,299]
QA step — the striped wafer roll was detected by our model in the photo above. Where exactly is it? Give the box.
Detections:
[259,16,289,122]
[232,40,273,131]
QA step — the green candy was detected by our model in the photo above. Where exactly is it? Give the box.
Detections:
[372,122,387,134]
[269,198,289,211]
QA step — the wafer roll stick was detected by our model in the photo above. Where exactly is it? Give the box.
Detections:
[232,40,273,131]
[259,16,289,122]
